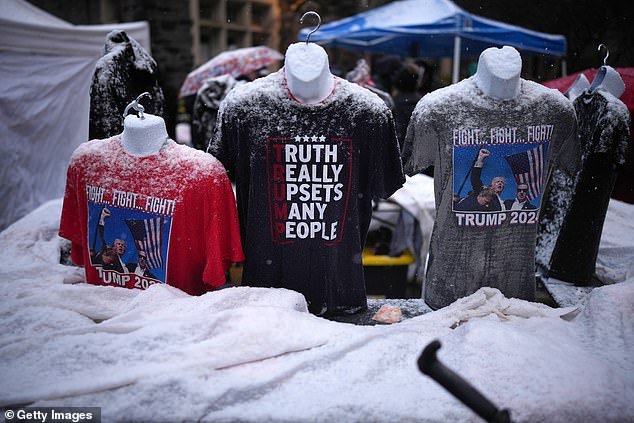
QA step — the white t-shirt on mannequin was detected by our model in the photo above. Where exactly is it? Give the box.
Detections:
[473,46,522,100]
[120,113,169,156]
[284,42,335,104]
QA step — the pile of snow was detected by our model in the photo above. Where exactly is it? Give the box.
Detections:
[1,199,633,422]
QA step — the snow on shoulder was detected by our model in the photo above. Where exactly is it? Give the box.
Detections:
[219,69,391,129]
[2,169,633,421]
[68,136,228,202]
[412,75,573,123]
[596,88,631,125]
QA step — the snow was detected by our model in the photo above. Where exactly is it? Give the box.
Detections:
[120,114,169,156]
[478,46,522,79]
[473,46,522,100]
[1,199,634,422]
[70,136,226,201]
[284,43,329,82]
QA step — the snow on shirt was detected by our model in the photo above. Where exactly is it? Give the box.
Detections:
[537,89,631,273]
[546,89,631,284]
[211,69,404,315]
[59,136,244,295]
[402,77,577,310]
[89,30,165,140]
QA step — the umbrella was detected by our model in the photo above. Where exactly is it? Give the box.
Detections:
[179,46,283,97]
[543,67,634,113]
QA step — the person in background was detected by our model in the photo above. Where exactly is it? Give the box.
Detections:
[191,75,244,151]
[372,55,402,95]
[392,61,423,148]
[346,59,394,111]
[414,59,434,96]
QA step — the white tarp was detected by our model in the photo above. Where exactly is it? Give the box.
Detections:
[0,198,633,421]
[0,0,150,231]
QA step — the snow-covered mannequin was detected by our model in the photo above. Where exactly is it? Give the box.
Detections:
[211,42,403,315]
[90,30,165,140]
[121,113,169,156]
[284,42,335,104]
[537,66,626,277]
[546,68,630,285]
[402,45,577,309]
[589,65,625,98]
[473,46,521,100]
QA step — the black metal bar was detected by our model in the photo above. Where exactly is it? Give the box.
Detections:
[418,340,511,423]
[456,152,480,197]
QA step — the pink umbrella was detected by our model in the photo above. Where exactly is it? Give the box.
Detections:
[179,46,283,97]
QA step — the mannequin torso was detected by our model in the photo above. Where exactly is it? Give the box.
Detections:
[121,113,169,156]
[284,42,335,104]
[473,46,522,100]
[589,65,625,98]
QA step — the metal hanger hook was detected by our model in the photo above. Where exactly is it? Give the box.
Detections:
[300,11,321,45]
[123,92,151,119]
[597,43,609,66]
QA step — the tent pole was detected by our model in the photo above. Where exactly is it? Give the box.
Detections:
[561,59,567,77]
[452,35,461,84]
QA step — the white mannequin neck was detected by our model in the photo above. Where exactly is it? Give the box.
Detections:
[284,42,334,104]
[566,73,590,100]
[121,113,169,156]
[474,46,522,100]
[589,65,625,98]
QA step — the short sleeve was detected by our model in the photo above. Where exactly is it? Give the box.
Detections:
[58,161,85,266]
[202,169,244,287]
[369,110,405,200]
[402,102,438,175]
[208,101,237,180]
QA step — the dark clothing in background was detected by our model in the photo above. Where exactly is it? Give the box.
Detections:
[191,75,242,151]
[548,90,631,285]
[393,92,421,148]
[89,30,165,140]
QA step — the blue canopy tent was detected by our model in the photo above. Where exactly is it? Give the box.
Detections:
[298,0,567,83]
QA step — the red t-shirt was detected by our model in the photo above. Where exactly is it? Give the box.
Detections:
[59,136,244,295]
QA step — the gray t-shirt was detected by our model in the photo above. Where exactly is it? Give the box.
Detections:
[402,77,577,309]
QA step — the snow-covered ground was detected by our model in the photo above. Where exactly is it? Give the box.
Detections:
[1,198,633,422]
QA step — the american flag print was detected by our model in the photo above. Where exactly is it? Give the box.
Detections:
[125,218,164,269]
[504,144,545,200]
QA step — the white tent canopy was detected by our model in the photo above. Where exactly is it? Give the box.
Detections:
[0,0,150,231]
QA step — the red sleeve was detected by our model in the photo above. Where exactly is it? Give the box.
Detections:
[59,162,85,266]
[202,170,244,287]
